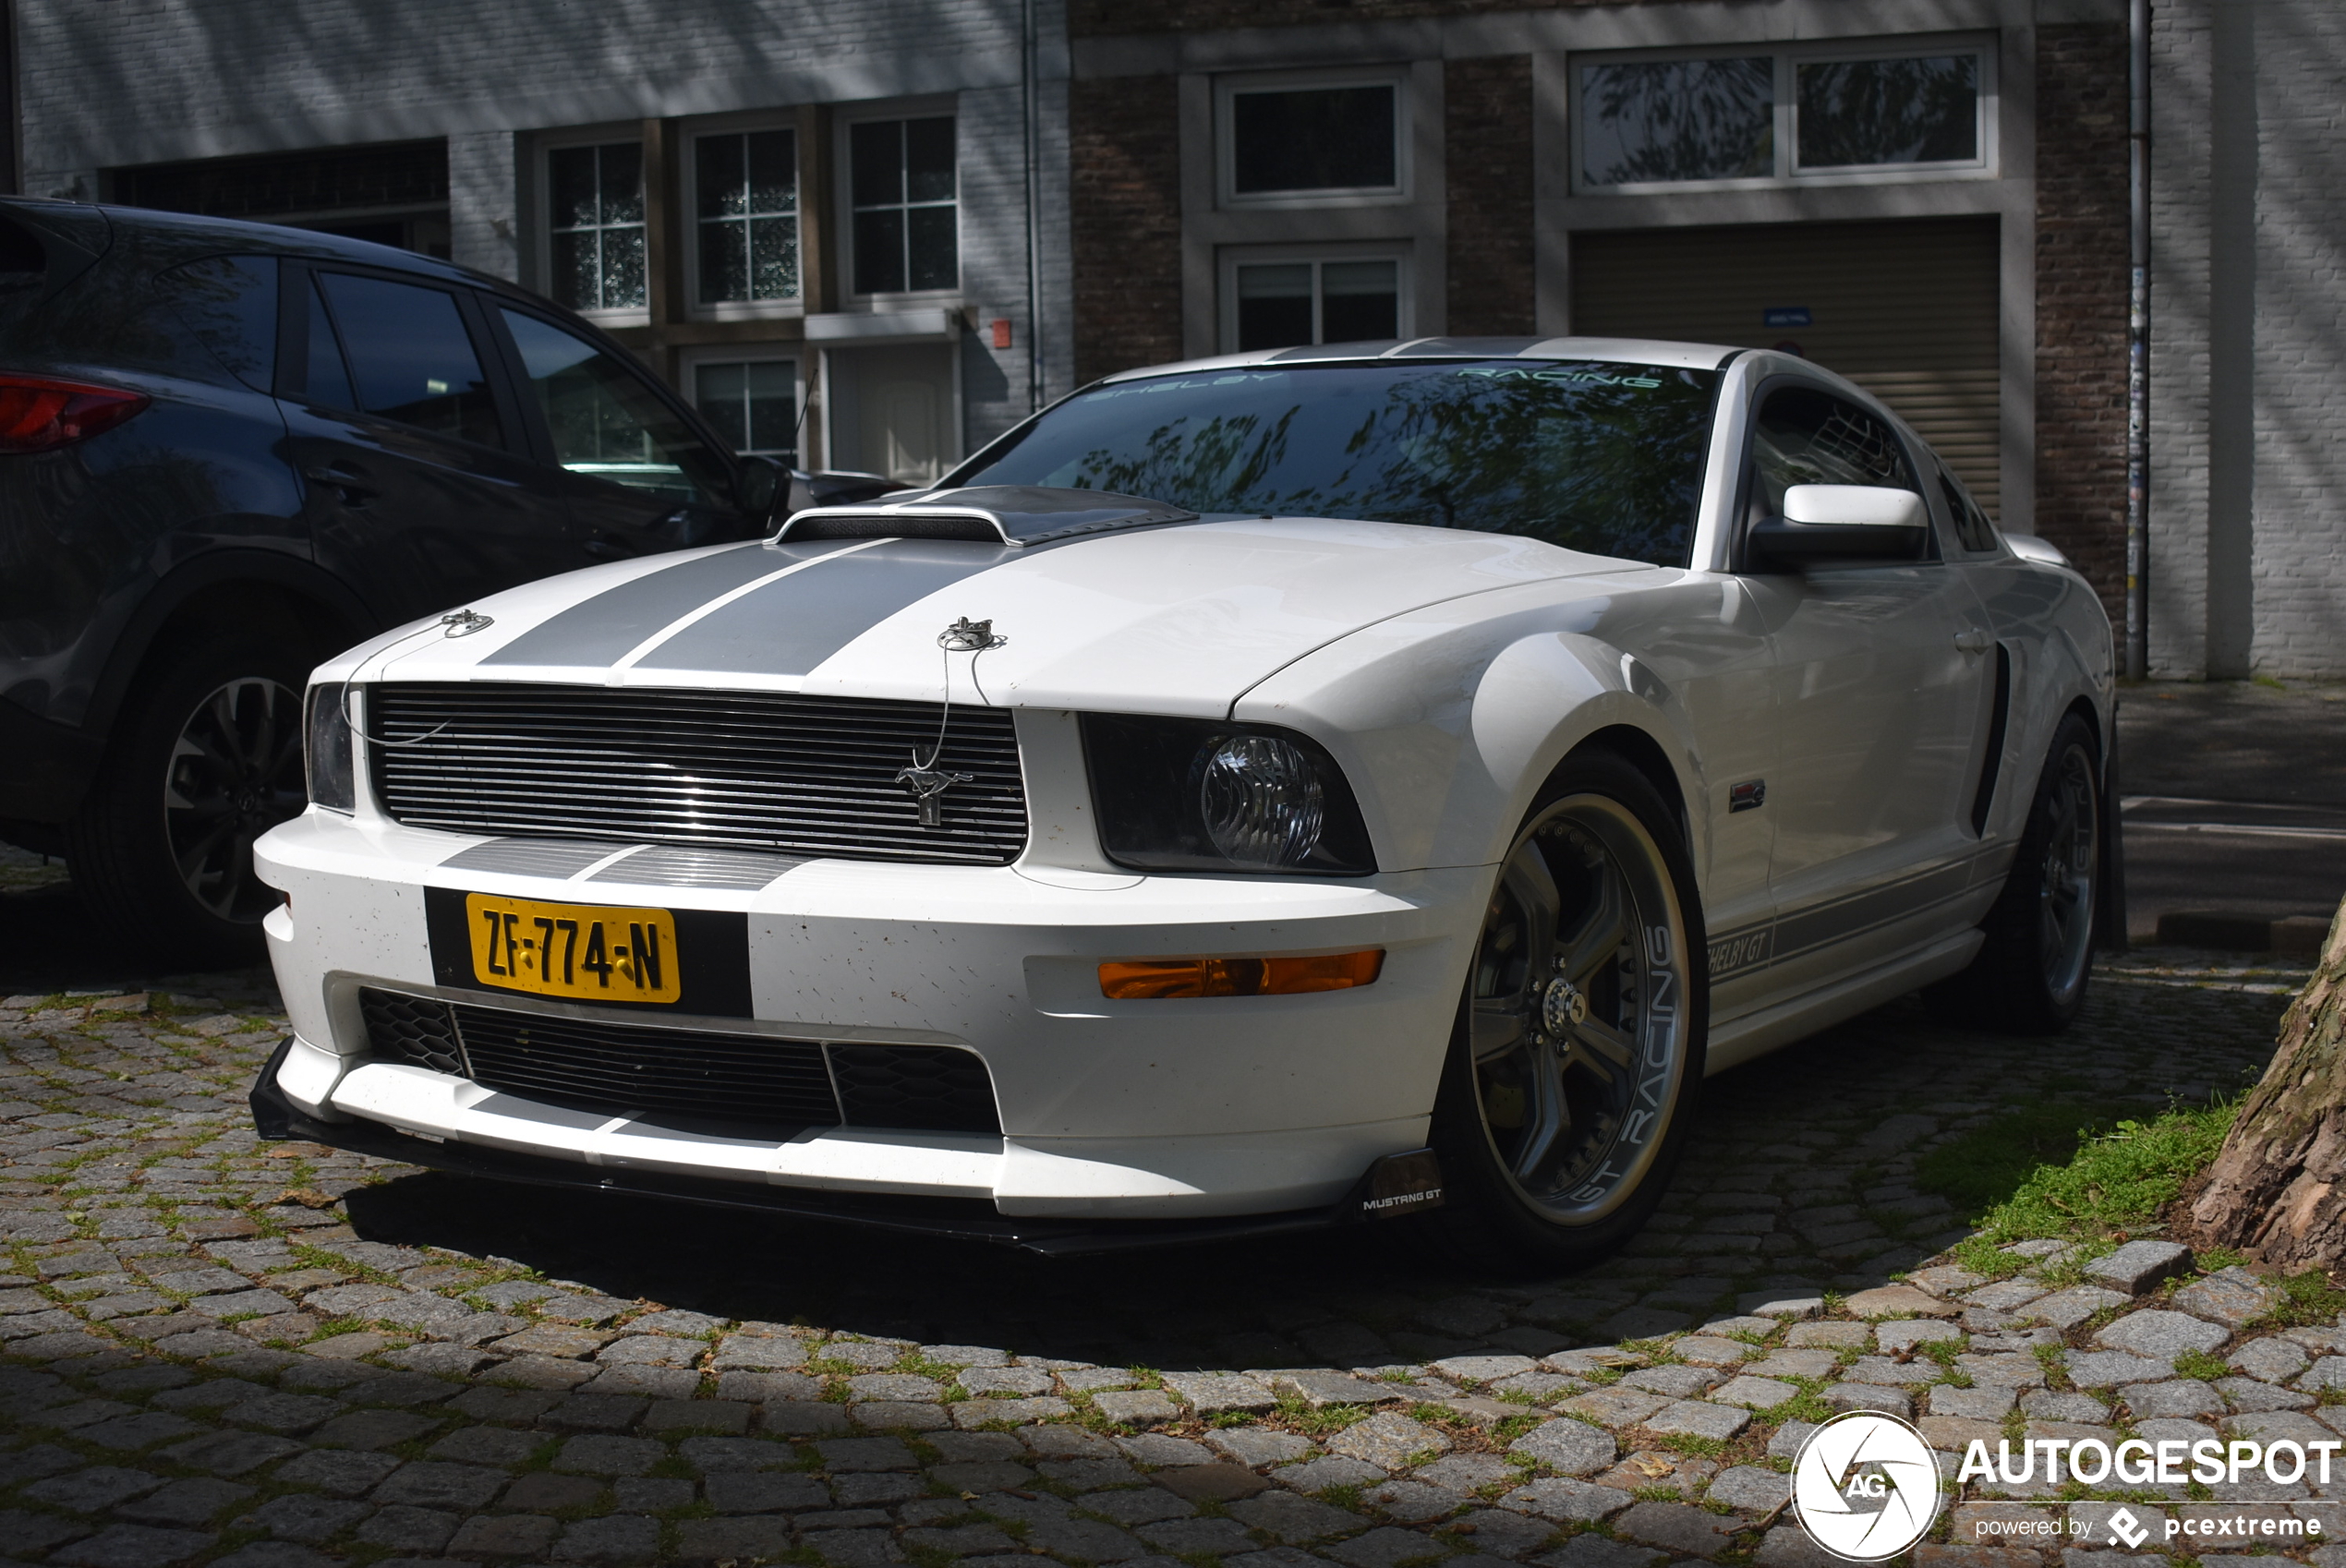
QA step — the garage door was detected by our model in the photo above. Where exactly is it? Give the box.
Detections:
[1570,217,2002,519]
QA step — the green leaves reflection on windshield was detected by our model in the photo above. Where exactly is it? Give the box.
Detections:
[959,361,1714,567]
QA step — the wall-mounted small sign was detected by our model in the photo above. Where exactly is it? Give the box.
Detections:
[1763,307,1813,328]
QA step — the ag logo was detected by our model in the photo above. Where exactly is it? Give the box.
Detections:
[1792,1411,1944,1562]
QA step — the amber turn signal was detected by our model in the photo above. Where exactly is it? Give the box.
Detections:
[1098,949,1385,1000]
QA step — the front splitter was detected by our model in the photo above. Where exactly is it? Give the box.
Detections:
[247,1039,1352,1256]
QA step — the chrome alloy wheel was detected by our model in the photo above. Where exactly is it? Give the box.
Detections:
[1469,794,1693,1225]
[163,677,306,922]
[2036,742,2099,1010]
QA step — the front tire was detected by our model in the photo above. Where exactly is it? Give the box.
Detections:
[1927,710,2100,1034]
[67,635,311,965]
[1426,748,1708,1272]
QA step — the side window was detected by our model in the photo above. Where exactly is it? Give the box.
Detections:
[303,276,356,410]
[500,309,730,507]
[1938,464,2000,552]
[316,272,503,448]
[1748,383,1917,522]
[156,255,277,391]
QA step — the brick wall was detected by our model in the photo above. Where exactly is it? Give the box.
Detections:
[1445,55,1533,338]
[2033,22,2130,629]
[1070,75,1182,385]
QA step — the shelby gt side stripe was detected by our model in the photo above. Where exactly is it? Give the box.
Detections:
[1707,852,1990,981]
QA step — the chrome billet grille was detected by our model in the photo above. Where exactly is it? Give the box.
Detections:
[369,683,1026,866]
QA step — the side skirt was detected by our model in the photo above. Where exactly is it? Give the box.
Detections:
[1702,929,1984,1076]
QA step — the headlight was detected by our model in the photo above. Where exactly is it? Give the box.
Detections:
[1081,714,1375,875]
[304,682,355,812]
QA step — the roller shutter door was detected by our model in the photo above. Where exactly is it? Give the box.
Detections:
[1570,217,2002,519]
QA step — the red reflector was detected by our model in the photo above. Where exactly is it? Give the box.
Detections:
[0,375,151,454]
[1098,949,1385,1000]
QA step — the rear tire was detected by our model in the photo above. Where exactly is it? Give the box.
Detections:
[1424,748,1708,1272]
[67,634,311,966]
[1926,710,2100,1034]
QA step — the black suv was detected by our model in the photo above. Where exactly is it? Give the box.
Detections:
[0,198,882,961]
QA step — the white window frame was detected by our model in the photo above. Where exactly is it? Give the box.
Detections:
[683,114,804,321]
[536,127,651,326]
[1216,68,1411,211]
[1216,244,1415,355]
[1570,34,1996,197]
[679,345,804,464]
[833,101,961,306]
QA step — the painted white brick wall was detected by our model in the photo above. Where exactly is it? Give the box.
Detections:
[2151,0,2346,678]
[17,0,1073,440]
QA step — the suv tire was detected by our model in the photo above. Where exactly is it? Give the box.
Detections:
[68,634,313,965]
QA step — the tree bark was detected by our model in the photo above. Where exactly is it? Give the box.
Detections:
[2189,900,2346,1270]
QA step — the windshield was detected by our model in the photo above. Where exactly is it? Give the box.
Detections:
[950,360,1717,566]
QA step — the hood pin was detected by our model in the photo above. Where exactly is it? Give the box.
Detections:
[440,609,495,637]
[899,618,1008,826]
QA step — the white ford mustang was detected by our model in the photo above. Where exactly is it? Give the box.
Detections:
[250,338,2114,1264]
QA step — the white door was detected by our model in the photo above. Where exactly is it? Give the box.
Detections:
[870,379,939,485]
[1740,381,1989,988]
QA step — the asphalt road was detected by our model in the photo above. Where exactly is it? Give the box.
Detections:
[2117,681,2346,940]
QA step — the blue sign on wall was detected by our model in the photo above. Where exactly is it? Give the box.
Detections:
[1763,307,1813,328]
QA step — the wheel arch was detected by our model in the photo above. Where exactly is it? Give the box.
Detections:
[86,552,377,739]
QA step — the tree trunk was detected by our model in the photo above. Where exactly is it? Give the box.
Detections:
[2189,899,2346,1270]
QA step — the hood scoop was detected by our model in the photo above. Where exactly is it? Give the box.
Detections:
[778,485,1195,548]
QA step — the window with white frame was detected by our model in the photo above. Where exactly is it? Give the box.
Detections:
[1223,251,1409,353]
[693,127,800,308]
[547,141,647,312]
[1218,73,1405,206]
[847,117,957,296]
[1575,42,1990,192]
[690,356,799,464]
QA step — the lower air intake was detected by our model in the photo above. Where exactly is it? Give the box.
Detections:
[356,989,999,1139]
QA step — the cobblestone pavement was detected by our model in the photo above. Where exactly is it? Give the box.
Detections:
[0,924,2318,1568]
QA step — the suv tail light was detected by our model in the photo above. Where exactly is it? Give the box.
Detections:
[0,375,151,454]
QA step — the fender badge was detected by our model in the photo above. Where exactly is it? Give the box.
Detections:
[1730,779,1767,813]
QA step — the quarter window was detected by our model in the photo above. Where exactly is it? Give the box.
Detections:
[849,118,957,296]
[1229,84,1399,197]
[1232,258,1403,352]
[695,129,800,305]
[548,142,647,311]
[693,358,799,464]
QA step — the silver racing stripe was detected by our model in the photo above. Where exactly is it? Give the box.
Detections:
[632,538,1021,677]
[484,541,857,669]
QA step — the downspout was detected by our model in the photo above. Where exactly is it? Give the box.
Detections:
[2124,0,2151,679]
[1022,0,1045,412]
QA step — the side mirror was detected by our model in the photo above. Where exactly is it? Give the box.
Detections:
[734,455,785,525]
[1748,484,1929,564]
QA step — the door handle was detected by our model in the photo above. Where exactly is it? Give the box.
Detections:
[1953,628,1992,655]
[302,464,377,503]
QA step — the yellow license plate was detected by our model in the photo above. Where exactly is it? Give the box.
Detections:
[465,894,682,1004]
